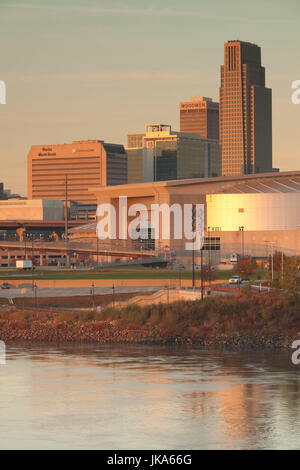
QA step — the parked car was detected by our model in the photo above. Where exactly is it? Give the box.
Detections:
[1,282,11,289]
[168,263,185,270]
[229,275,242,284]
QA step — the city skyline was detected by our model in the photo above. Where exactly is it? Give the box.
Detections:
[0,0,299,195]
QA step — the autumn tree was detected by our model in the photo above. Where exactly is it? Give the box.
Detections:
[278,256,300,298]
[234,256,257,279]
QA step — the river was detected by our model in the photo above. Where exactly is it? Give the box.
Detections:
[0,344,299,450]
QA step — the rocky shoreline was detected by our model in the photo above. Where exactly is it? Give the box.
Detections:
[0,318,295,349]
[1,291,299,350]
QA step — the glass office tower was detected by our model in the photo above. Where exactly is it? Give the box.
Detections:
[126,124,220,183]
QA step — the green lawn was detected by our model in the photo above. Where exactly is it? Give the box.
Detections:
[0,269,200,280]
[0,267,267,281]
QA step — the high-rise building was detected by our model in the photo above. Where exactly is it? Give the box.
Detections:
[219,40,273,176]
[126,124,220,183]
[127,133,145,149]
[0,183,6,200]
[28,140,127,204]
[180,97,219,140]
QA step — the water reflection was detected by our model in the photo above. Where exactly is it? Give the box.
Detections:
[0,344,299,449]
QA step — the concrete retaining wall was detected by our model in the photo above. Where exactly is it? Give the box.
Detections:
[109,288,205,309]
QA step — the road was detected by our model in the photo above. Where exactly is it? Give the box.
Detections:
[0,286,159,299]
[0,239,157,258]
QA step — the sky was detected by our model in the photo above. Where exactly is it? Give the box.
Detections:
[0,0,299,196]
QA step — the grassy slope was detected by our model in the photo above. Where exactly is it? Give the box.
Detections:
[1,292,298,345]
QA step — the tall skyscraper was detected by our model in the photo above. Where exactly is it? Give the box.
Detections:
[219,40,272,176]
[180,97,219,140]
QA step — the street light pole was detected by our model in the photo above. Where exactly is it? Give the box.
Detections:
[239,226,245,257]
[264,240,275,281]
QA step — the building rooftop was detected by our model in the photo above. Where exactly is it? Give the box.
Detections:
[89,170,300,197]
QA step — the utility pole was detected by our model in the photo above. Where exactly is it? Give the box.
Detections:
[154,140,157,182]
[64,174,70,268]
[24,234,27,260]
[96,236,99,268]
[192,204,195,288]
[31,234,34,289]
[34,283,37,308]
[192,248,195,287]
[201,246,204,301]
[208,226,212,290]
[271,243,274,281]
[91,282,95,310]
[65,175,68,242]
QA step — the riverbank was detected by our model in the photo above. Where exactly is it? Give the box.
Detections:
[0,292,299,349]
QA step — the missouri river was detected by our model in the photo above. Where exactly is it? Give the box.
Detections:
[0,344,299,449]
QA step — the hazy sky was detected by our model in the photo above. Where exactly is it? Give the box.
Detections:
[0,0,299,196]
